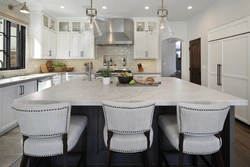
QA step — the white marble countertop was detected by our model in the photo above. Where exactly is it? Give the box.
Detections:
[0,73,58,87]
[15,77,248,106]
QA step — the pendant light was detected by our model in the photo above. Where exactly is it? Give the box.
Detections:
[157,0,173,35]
[84,0,102,36]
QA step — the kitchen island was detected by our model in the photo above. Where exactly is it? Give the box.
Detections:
[16,77,247,167]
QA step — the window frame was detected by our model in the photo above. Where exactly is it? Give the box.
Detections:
[0,18,26,71]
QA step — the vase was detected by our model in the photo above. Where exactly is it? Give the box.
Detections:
[103,77,110,85]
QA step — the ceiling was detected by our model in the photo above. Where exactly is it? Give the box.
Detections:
[16,0,220,21]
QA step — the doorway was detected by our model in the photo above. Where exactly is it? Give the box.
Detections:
[161,38,183,78]
[189,38,201,85]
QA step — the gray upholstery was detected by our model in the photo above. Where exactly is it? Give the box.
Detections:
[12,101,88,157]
[102,101,155,153]
[158,101,230,155]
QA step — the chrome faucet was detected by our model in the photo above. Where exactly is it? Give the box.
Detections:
[88,62,93,81]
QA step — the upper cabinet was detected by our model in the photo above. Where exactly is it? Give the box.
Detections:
[57,19,95,59]
[30,10,56,59]
[133,18,159,59]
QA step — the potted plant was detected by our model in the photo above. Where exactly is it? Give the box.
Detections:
[100,61,112,85]
[53,62,66,72]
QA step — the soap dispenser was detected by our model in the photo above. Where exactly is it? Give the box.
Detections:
[122,58,126,66]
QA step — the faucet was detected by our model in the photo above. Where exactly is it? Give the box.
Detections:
[88,62,93,81]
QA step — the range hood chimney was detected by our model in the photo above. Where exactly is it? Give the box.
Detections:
[96,18,133,45]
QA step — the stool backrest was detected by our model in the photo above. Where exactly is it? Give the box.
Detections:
[177,101,230,136]
[102,101,155,134]
[12,101,71,138]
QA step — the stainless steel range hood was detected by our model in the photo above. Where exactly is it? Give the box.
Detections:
[96,18,133,45]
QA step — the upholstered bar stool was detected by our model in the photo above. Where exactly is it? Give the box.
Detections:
[102,101,155,167]
[11,101,88,167]
[158,101,231,167]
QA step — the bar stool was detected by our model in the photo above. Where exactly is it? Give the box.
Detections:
[158,101,230,167]
[102,101,155,167]
[12,101,88,167]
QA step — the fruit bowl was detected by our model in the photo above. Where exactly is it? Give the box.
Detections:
[118,76,133,84]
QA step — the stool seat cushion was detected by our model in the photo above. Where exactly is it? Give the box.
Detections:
[24,115,87,157]
[158,115,221,155]
[103,125,153,153]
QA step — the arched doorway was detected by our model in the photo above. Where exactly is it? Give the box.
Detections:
[161,38,183,78]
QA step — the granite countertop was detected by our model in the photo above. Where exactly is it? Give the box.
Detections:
[16,77,248,106]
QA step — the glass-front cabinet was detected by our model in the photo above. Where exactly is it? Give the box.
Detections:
[58,21,82,33]
[135,21,157,32]
[133,18,159,59]
[43,14,56,31]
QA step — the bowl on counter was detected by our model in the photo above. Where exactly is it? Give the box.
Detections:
[65,67,74,72]
[118,76,133,84]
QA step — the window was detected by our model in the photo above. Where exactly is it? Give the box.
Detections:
[0,17,26,70]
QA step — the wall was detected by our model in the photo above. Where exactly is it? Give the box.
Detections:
[187,0,250,86]
[158,21,188,80]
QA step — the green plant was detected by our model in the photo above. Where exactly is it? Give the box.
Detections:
[100,61,112,78]
[53,62,66,67]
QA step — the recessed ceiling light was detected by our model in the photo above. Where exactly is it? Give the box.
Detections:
[145,6,149,10]
[60,6,65,9]
[102,6,107,9]
[188,6,192,10]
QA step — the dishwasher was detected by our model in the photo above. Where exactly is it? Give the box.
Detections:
[37,77,52,91]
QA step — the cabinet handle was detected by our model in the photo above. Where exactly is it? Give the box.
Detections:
[49,50,51,57]
[145,51,148,57]
[69,51,71,57]
[19,85,24,95]
[217,64,222,86]
[136,76,143,78]
[81,51,84,57]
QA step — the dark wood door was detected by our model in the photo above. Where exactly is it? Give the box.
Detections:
[189,38,201,85]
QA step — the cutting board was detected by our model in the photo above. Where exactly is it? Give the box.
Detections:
[116,81,158,87]
[40,64,49,73]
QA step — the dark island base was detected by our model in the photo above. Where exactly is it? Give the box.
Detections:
[30,106,234,167]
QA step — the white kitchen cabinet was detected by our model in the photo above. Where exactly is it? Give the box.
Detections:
[0,80,37,135]
[133,18,159,59]
[208,17,250,125]
[57,33,71,58]
[30,10,56,59]
[57,19,94,59]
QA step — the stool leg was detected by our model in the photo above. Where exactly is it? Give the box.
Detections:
[215,151,224,167]
[192,155,198,167]
[20,154,29,167]
[158,125,163,167]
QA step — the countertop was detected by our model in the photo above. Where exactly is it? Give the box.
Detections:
[0,73,58,87]
[15,77,247,106]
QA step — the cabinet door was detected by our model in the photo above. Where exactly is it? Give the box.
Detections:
[147,33,158,59]
[57,34,71,58]
[83,31,95,59]
[222,34,250,124]
[42,28,50,58]
[71,33,83,58]
[134,34,146,59]
[49,30,56,58]
[20,81,37,97]
[0,85,18,135]
[208,41,222,91]
[42,29,56,58]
